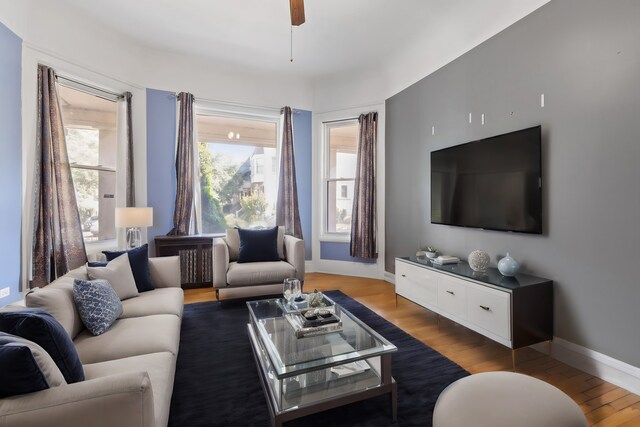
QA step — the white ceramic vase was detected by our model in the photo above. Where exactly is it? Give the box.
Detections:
[498,252,520,277]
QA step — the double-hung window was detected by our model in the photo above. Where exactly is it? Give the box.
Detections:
[324,120,359,235]
[58,82,119,243]
[195,113,279,233]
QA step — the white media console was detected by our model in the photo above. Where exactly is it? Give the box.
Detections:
[395,257,553,349]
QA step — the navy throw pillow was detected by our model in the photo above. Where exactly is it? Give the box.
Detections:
[0,341,48,398]
[0,310,84,383]
[237,227,280,263]
[103,244,154,292]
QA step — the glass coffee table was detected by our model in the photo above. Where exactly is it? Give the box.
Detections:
[246,297,397,427]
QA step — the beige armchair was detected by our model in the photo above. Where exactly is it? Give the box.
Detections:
[213,228,305,300]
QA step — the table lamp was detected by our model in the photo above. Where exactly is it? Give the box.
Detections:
[115,207,153,249]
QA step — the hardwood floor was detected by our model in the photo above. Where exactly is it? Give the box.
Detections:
[185,273,640,426]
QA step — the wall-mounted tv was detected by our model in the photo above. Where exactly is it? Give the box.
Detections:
[431,125,542,234]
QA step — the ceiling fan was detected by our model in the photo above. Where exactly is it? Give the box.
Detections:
[290,0,305,26]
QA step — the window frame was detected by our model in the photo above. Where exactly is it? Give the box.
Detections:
[322,118,359,241]
[194,104,281,236]
[58,78,122,247]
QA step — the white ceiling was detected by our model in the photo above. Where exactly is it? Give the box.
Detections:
[56,0,550,80]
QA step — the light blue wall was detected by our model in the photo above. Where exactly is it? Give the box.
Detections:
[146,89,177,255]
[0,22,22,304]
[292,109,312,260]
[320,242,376,264]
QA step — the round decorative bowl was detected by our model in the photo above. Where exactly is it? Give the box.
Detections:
[468,250,490,272]
[498,252,520,277]
[426,251,438,259]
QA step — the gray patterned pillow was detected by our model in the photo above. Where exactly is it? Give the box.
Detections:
[72,279,123,336]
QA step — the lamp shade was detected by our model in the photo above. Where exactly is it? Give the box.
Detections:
[115,207,153,228]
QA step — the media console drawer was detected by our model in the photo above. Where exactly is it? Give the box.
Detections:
[466,285,510,340]
[437,276,467,320]
[396,261,438,308]
[395,257,553,350]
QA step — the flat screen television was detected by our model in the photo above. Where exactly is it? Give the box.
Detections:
[431,125,542,234]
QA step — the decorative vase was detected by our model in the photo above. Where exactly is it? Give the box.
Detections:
[498,252,520,277]
[426,251,437,259]
[468,250,490,272]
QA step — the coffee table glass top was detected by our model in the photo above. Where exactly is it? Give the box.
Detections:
[247,297,396,378]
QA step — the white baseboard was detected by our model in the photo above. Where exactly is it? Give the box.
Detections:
[531,337,640,395]
[304,260,314,273]
[384,271,395,284]
[313,259,380,279]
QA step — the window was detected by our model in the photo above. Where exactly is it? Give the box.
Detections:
[324,120,358,234]
[59,84,118,243]
[196,113,278,233]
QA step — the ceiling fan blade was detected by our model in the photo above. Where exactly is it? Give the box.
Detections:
[290,0,305,26]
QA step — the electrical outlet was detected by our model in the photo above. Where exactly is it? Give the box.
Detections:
[0,287,10,298]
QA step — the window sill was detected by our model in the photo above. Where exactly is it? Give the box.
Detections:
[319,234,351,244]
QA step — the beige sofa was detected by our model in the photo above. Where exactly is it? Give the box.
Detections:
[213,228,305,300]
[0,256,183,427]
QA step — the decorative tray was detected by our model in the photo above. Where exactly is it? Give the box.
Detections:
[279,294,335,314]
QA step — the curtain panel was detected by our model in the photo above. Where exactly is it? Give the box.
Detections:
[168,92,195,236]
[32,64,87,287]
[350,112,378,259]
[124,91,135,207]
[276,106,303,239]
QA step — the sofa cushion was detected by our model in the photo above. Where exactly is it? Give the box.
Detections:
[103,244,155,292]
[237,227,280,263]
[74,314,181,364]
[25,278,84,339]
[227,260,295,287]
[0,333,66,397]
[73,279,123,336]
[83,352,176,427]
[120,288,184,319]
[87,253,139,300]
[226,226,285,261]
[0,310,84,383]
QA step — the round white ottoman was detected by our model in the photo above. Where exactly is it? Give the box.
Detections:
[433,372,587,427]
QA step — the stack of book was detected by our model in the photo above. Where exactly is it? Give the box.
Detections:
[285,312,342,338]
[431,255,460,265]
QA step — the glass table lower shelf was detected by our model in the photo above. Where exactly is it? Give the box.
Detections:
[247,298,397,427]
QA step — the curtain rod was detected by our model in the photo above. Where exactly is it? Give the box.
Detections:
[322,117,359,124]
[174,93,302,114]
[57,75,124,100]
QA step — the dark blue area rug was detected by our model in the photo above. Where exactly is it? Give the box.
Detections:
[168,291,468,426]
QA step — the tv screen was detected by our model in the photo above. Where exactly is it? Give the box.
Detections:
[431,125,542,234]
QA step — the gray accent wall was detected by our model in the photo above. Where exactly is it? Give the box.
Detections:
[385,0,640,366]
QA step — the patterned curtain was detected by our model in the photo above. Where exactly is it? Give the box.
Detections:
[32,65,87,287]
[168,92,195,236]
[124,91,135,207]
[350,112,378,259]
[276,106,303,239]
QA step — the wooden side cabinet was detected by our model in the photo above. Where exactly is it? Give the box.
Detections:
[154,235,214,289]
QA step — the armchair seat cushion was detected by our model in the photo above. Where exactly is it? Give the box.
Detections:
[226,261,295,287]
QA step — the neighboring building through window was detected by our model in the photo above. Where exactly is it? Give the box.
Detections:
[59,83,118,243]
[325,120,358,234]
[196,114,278,233]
